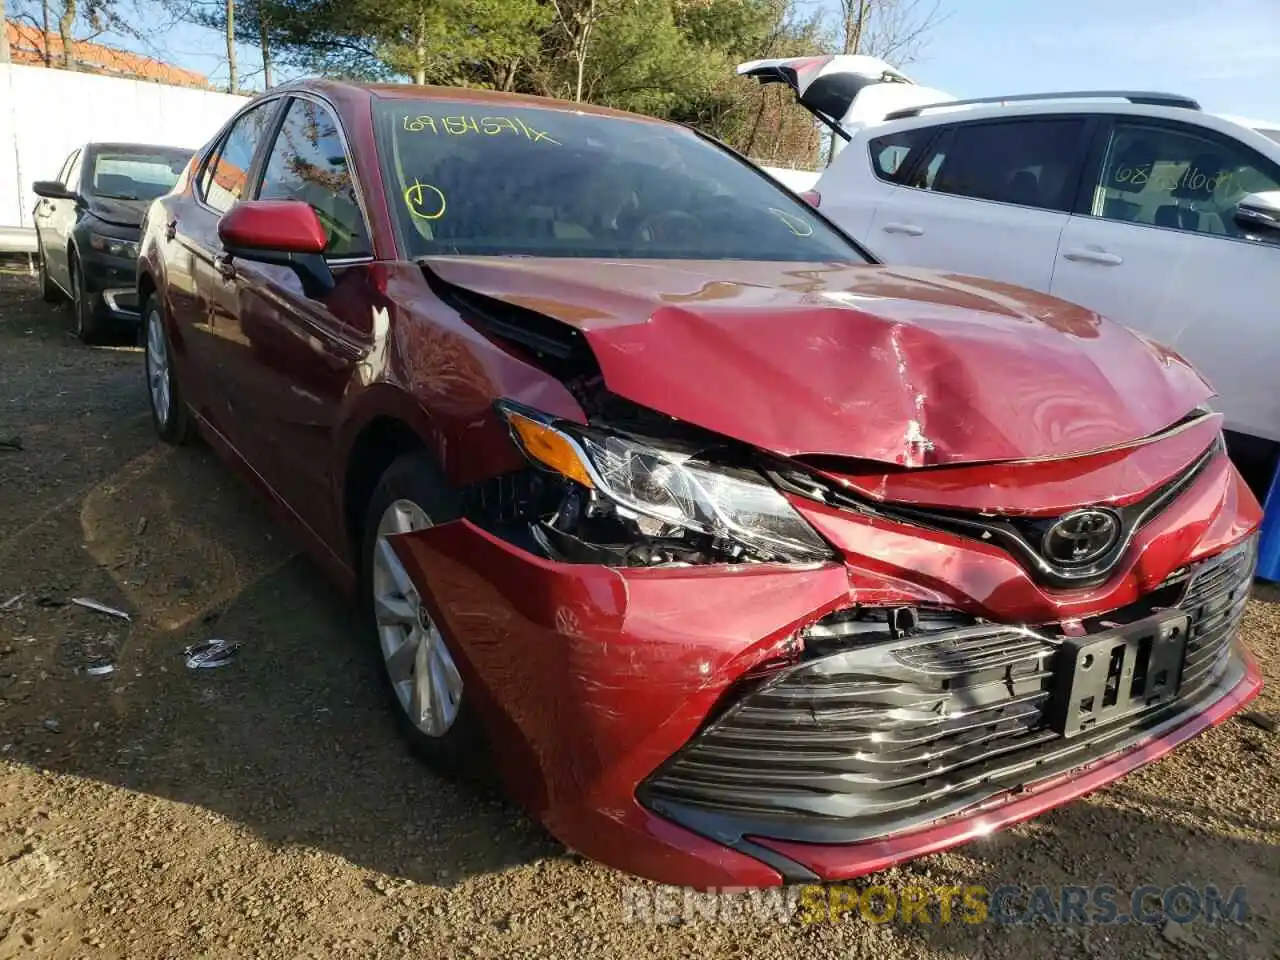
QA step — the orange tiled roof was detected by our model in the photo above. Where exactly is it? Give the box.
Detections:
[5,20,212,89]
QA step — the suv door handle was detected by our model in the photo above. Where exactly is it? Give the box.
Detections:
[882,222,924,236]
[1063,247,1123,266]
[165,219,177,241]
[214,254,236,280]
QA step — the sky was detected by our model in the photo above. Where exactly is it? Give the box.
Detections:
[86,0,1280,122]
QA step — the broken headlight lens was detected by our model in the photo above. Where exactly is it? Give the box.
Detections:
[503,409,832,562]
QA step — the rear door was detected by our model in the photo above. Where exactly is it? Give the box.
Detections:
[865,116,1093,291]
[214,94,375,546]
[1050,117,1280,443]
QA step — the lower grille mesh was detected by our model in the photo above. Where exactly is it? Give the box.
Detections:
[643,538,1256,837]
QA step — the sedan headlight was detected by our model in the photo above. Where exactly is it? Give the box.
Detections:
[501,406,832,563]
[89,233,139,259]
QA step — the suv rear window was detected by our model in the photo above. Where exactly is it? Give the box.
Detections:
[372,100,865,263]
[868,128,933,183]
[915,118,1087,212]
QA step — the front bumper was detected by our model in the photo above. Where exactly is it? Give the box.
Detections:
[80,251,141,321]
[389,450,1263,888]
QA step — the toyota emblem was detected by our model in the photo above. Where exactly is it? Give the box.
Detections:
[1042,509,1121,566]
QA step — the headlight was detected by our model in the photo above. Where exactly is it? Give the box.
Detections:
[89,233,139,259]
[501,406,832,563]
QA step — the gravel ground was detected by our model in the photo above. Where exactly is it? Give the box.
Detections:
[0,264,1276,960]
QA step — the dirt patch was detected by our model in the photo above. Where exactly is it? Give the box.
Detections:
[0,264,1276,959]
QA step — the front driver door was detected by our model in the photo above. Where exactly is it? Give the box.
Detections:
[213,94,376,549]
[1049,118,1280,444]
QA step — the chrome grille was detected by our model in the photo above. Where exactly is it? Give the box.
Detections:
[643,538,1256,839]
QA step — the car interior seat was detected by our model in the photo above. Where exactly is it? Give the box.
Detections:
[1101,138,1156,221]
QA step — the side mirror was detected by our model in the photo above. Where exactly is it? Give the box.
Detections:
[217,199,335,298]
[1233,191,1280,239]
[32,180,80,202]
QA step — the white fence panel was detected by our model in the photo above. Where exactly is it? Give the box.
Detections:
[1,63,249,248]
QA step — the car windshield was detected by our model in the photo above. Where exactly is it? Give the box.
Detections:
[91,150,190,201]
[372,100,863,263]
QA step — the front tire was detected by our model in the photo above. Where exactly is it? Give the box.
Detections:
[143,294,193,445]
[361,452,484,776]
[37,245,62,303]
[70,254,104,344]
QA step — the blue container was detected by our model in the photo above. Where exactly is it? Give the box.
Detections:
[1258,454,1280,582]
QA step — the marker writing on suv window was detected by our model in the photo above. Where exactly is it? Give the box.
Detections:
[404,180,446,220]
[401,113,560,144]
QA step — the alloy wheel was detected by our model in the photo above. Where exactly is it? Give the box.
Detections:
[371,499,462,738]
[145,306,171,426]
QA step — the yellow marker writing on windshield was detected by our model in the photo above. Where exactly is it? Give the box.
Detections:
[405,180,447,220]
[768,207,814,237]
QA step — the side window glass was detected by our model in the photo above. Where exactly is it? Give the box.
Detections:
[64,150,84,192]
[57,149,79,185]
[868,128,933,184]
[906,129,950,189]
[1088,122,1280,239]
[257,98,370,258]
[200,102,276,214]
[927,119,1087,211]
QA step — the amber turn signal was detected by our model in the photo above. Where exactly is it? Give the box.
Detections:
[507,413,596,489]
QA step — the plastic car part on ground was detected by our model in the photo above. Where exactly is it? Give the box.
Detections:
[183,639,240,669]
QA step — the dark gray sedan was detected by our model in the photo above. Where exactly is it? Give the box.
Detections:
[32,142,192,342]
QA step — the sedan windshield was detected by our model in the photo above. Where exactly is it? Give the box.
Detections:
[372,100,864,263]
[91,150,191,201]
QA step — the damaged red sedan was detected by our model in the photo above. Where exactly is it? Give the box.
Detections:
[137,80,1263,888]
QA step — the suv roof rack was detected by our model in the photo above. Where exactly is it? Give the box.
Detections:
[883,90,1202,121]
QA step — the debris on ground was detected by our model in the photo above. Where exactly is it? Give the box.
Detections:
[85,664,115,677]
[0,593,24,611]
[42,719,60,733]
[135,516,148,536]
[183,639,241,669]
[0,435,21,452]
[1240,710,1278,734]
[70,597,131,621]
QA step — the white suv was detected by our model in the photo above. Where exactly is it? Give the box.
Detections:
[741,56,1280,478]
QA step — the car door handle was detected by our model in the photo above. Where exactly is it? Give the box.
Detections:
[882,222,924,236]
[1062,247,1123,266]
[165,219,177,241]
[214,254,236,280]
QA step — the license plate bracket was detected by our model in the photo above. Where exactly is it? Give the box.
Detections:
[1047,611,1191,739]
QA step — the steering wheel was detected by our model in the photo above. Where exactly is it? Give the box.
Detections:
[635,210,701,244]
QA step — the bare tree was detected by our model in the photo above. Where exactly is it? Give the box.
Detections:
[58,0,76,68]
[547,0,605,102]
[224,0,236,91]
[838,0,947,63]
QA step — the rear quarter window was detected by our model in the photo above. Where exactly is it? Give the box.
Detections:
[868,128,935,184]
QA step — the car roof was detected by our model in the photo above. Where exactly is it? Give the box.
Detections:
[276,77,667,126]
[862,98,1280,147]
[83,141,194,154]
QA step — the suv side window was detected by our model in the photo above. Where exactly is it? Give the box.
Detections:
[913,119,1087,212]
[256,98,370,258]
[1087,121,1280,239]
[200,101,277,214]
[868,128,934,184]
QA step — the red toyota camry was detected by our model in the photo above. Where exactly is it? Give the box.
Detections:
[137,79,1263,888]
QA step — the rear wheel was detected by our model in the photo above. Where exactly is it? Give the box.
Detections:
[143,294,193,445]
[361,452,484,775]
[70,255,104,344]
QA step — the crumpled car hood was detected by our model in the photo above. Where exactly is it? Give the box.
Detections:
[86,195,148,228]
[425,257,1215,466]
